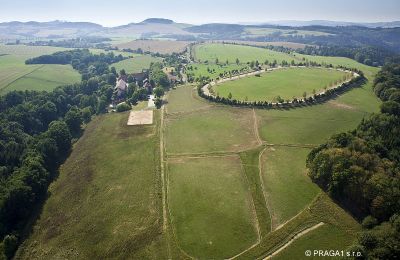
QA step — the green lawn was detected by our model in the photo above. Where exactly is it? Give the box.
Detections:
[165,108,258,154]
[214,67,349,101]
[0,45,80,94]
[262,147,320,227]
[193,43,296,64]
[16,112,167,259]
[275,224,355,260]
[111,55,162,74]
[167,156,258,259]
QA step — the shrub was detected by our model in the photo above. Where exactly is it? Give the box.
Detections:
[116,102,131,112]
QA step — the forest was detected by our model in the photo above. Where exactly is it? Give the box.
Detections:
[306,63,400,259]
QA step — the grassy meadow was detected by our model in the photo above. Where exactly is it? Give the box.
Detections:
[16,112,167,259]
[193,43,296,64]
[111,55,162,74]
[186,63,250,80]
[0,44,80,94]
[165,107,258,154]
[167,156,258,258]
[214,67,349,101]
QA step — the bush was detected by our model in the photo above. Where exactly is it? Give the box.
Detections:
[116,102,131,112]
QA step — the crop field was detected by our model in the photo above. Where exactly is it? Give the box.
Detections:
[111,55,163,74]
[115,39,192,54]
[0,44,80,93]
[213,67,350,101]
[167,156,258,258]
[193,43,297,64]
[16,112,167,259]
[215,40,311,49]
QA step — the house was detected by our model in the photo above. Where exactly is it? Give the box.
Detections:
[114,77,128,98]
[143,78,152,93]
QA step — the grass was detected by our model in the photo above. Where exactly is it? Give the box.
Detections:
[261,147,320,227]
[186,63,250,80]
[16,112,167,259]
[167,156,258,259]
[243,27,333,37]
[111,55,162,74]
[166,84,210,114]
[193,43,296,64]
[0,44,80,94]
[115,40,192,54]
[214,67,350,101]
[165,108,258,154]
[274,224,355,260]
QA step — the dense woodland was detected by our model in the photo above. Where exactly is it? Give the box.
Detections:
[306,63,400,259]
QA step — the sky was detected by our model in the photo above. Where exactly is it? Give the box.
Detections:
[0,0,399,26]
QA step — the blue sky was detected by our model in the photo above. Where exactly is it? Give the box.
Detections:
[1,0,399,26]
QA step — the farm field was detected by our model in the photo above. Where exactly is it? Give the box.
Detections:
[213,67,350,101]
[115,39,192,54]
[0,44,80,93]
[167,156,258,258]
[16,112,167,259]
[111,55,163,74]
[166,84,211,114]
[193,43,297,64]
[215,40,311,49]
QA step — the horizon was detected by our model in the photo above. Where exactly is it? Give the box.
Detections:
[1,0,399,27]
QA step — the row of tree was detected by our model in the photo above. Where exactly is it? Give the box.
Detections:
[0,51,122,259]
[306,63,400,259]
[197,66,364,108]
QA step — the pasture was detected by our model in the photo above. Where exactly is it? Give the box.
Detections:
[193,43,296,64]
[186,63,250,81]
[166,84,211,114]
[16,112,167,259]
[261,147,319,228]
[165,107,258,154]
[213,67,350,101]
[167,156,258,258]
[0,44,80,93]
[111,55,162,74]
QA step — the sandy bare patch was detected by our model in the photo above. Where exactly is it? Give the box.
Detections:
[328,100,354,110]
[127,110,153,125]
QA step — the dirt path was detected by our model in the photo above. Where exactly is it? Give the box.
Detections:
[264,222,325,259]
[253,108,262,145]
[160,106,167,231]
[258,148,276,231]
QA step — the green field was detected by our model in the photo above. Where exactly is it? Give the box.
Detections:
[262,147,320,227]
[275,224,355,260]
[0,44,80,94]
[166,84,211,114]
[16,112,167,259]
[243,27,333,37]
[111,55,162,74]
[193,43,296,64]
[186,63,250,80]
[165,108,258,154]
[167,156,258,258]
[214,67,349,101]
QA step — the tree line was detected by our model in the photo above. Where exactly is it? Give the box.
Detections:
[0,50,124,259]
[306,63,400,259]
[197,65,364,109]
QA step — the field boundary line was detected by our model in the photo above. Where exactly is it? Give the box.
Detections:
[258,147,275,231]
[0,64,44,92]
[253,108,263,145]
[264,222,325,259]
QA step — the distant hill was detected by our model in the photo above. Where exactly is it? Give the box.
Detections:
[141,18,174,24]
[262,20,400,28]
